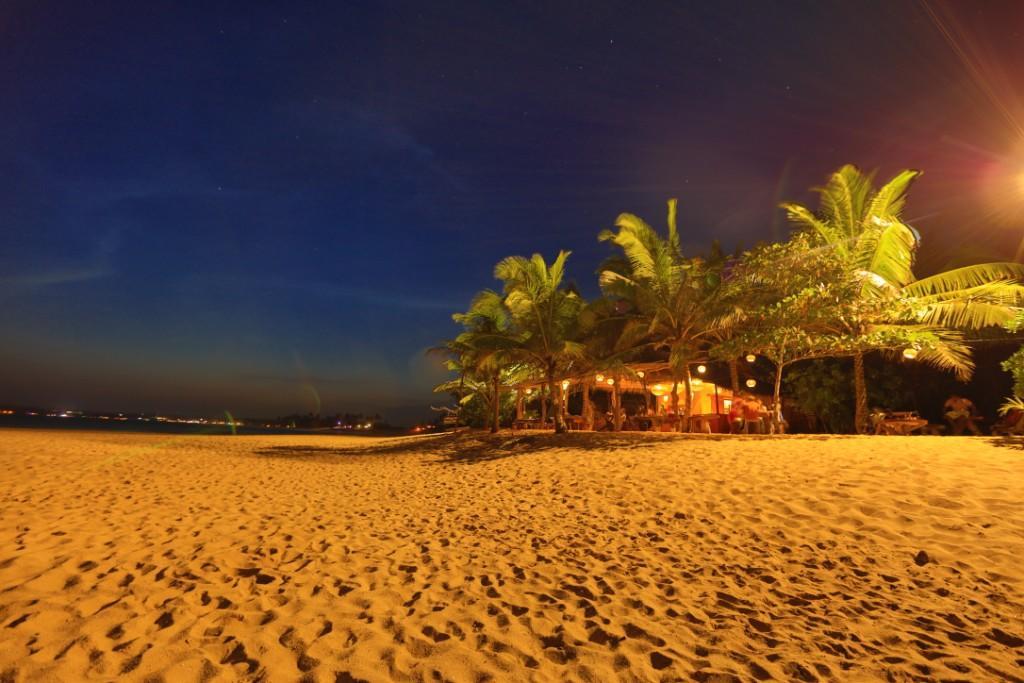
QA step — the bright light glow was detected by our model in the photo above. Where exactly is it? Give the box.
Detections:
[525,388,533,395]
[606,378,615,386]
[691,378,703,387]
[903,347,919,359]
[595,374,604,382]
[561,380,570,389]
[745,379,757,388]
[696,364,706,374]
[662,395,669,402]
[745,354,756,363]
[636,370,645,378]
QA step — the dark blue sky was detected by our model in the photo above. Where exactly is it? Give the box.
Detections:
[2,1,1022,423]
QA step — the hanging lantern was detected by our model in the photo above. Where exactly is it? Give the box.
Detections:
[745,354,756,363]
[606,378,615,386]
[745,378,757,388]
[902,347,918,359]
[595,374,604,382]
[696,364,706,374]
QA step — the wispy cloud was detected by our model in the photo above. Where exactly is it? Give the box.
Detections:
[0,265,113,289]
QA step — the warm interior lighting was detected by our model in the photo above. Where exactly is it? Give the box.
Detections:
[691,378,703,387]
[696,364,706,374]
[525,388,533,395]
[662,395,669,402]
[745,354,756,363]
[902,347,919,359]
[745,378,757,388]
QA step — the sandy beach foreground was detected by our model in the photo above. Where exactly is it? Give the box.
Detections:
[0,430,1022,682]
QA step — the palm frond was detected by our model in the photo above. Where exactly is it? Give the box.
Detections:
[817,165,872,238]
[856,221,917,288]
[915,300,1023,330]
[903,263,1024,297]
[780,202,849,256]
[865,168,921,222]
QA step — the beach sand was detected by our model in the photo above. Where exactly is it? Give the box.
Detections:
[0,429,1022,682]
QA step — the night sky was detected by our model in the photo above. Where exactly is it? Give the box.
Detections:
[2,2,1022,424]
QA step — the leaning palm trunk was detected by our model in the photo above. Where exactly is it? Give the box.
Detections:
[491,375,501,434]
[729,359,740,394]
[853,351,869,434]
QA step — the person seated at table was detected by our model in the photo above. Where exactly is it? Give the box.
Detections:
[742,395,767,434]
[728,397,745,433]
[944,394,982,435]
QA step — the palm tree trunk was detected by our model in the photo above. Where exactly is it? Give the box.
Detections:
[583,382,593,430]
[670,380,680,432]
[612,380,622,431]
[548,367,565,433]
[491,375,501,434]
[515,389,524,421]
[682,369,693,432]
[772,362,784,434]
[540,386,547,425]
[854,351,869,435]
[729,358,740,394]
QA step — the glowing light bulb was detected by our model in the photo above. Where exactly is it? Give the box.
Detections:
[561,380,570,389]
[636,370,645,379]
[697,364,706,374]
[745,379,756,388]
[606,378,614,386]
[595,374,604,382]
[745,354,756,363]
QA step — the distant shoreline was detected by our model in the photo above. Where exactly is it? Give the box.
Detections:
[0,415,409,437]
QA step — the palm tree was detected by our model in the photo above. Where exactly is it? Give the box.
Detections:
[431,290,518,433]
[494,252,586,433]
[599,199,725,429]
[782,165,1024,433]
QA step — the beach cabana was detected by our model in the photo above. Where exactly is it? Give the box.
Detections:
[512,362,742,433]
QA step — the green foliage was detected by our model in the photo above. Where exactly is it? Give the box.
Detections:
[599,199,725,378]
[455,391,518,429]
[785,358,913,433]
[432,163,1024,435]
[1003,347,1024,399]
